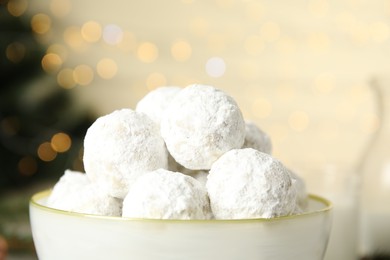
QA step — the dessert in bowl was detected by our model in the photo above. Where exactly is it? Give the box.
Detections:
[30,84,333,259]
[30,190,332,260]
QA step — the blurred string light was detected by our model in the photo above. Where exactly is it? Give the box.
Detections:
[245,1,264,22]
[73,64,94,86]
[47,44,68,61]
[189,17,209,37]
[96,58,118,79]
[308,0,329,17]
[103,24,123,45]
[171,40,192,62]
[37,142,57,162]
[251,97,272,119]
[50,0,71,18]
[1,117,20,136]
[18,0,388,148]
[63,26,87,51]
[260,21,281,43]
[31,13,51,34]
[18,156,38,176]
[7,0,28,17]
[205,57,226,78]
[370,22,390,43]
[307,32,331,52]
[314,73,335,94]
[81,21,102,43]
[36,132,72,162]
[51,132,72,153]
[41,53,63,73]
[6,42,25,63]
[137,42,158,63]
[57,68,76,89]
[289,110,310,132]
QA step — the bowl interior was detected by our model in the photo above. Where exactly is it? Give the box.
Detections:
[30,190,332,260]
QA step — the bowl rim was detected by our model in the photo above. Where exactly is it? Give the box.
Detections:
[30,189,332,223]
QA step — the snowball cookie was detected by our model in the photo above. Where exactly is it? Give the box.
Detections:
[242,121,272,154]
[289,170,308,210]
[83,109,168,199]
[207,148,297,219]
[161,84,245,170]
[122,169,212,220]
[47,170,122,216]
[136,86,181,126]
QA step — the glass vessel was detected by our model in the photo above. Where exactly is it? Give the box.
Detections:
[359,77,390,257]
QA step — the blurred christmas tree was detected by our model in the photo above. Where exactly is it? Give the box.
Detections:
[0,0,91,191]
[0,0,93,255]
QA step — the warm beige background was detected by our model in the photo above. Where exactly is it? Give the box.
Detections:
[24,0,389,170]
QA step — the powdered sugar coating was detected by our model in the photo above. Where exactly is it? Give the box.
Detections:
[207,148,297,219]
[122,169,212,219]
[289,170,308,210]
[161,84,245,170]
[136,86,181,126]
[47,170,122,216]
[83,109,168,199]
[242,121,272,154]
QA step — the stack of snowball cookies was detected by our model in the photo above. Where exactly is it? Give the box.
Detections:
[46,84,308,220]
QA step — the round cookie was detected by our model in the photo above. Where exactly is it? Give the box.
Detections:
[161,84,245,170]
[242,121,272,154]
[136,86,181,126]
[207,148,297,219]
[289,170,308,210]
[83,109,168,199]
[47,170,122,216]
[122,169,212,220]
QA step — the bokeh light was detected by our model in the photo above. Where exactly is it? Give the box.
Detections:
[137,42,158,63]
[314,73,335,94]
[50,0,71,18]
[246,2,264,22]
[370,22,390,43]
[18,156,38,176]
[73,64,94,86]
[289,110,310,132]
[251,97,272,119]
[1,117,20,136]
[7,0,28,17]
[51,132,72,153]
[260,21,281,42]
[57,68,76,89]
[171,40,192,62]
[307,32,331,52]
[81,21,102,43]
[96,58,118,79]
[205,57,226,78]
[189,17,209,37]
[103,24,123,45]
[31,13,51,34]
[41,53,62,73]
[6,42,25,63]
[63,26,86,51]
[37,142,57,162]
[47,44,68,61]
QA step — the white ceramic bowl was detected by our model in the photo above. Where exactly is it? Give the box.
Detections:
[30,190,332,260]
